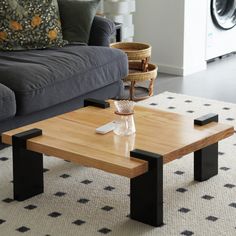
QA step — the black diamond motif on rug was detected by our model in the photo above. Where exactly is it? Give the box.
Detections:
[218,152,225,155]
[181,230,194,236]
[150,103,158,106]
[185,100,192,103]
[186,110,194,113]
[104,186,115,191]
[60,174,70,178]
[226,118,234,121]
[224,184,235,189]
[101,206,114,211]
[24,204,37,210]
[174,171,184,175]
[98,228,112,234]
[16,226,30,233]
[202,195,214,200]
[73,219,86,226]
[0,219,6,224]
[222,107,231,110]
[206,216,218,221]
[220,167,230,171]
[48,212,61,218]
[81,179,93,185]
[203,103,211,106]
[43,168,49,173]
[0,157,8,161]
[54,192,66,197]
[168,106,175,109]
[229,203,236,208]
[178,208,190,213]
[78,198,90,204]
[2,198,14,203]
[176,188,188,193]
[167,96,175,99]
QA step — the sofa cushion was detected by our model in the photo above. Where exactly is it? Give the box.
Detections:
[0,45,128,115]
[0,83,16,121]
[89,16,116,47]
[58,0,100,44]
[0,0,66,51]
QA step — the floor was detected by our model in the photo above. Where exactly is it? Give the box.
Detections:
[155,53,236,103]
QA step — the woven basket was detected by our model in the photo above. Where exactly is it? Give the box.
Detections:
[110,42,151,60]
[124,62,158,82]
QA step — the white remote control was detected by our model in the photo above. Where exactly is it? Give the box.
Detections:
[96,121,116,134]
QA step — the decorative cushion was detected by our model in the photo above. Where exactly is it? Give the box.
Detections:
[58,0,101,44]
[0,0,66,50]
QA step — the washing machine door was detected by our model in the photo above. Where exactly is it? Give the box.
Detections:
[211,0,236,30]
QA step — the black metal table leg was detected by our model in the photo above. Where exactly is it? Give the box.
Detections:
[194,143,218,181]
[130,149,163,227]
[194,113,219,182]
[12,128,44,201]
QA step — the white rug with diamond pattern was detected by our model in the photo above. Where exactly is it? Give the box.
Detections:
[0,91,236,236]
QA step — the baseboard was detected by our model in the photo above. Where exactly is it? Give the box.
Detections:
[157,64,184,76]
[157,62,207,76]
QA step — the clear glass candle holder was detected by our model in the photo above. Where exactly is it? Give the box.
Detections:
[113,100,136,136]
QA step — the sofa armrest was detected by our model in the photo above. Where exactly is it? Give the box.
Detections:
[89,16,116,47]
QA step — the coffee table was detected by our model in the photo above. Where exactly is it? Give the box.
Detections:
[1,99,234,227]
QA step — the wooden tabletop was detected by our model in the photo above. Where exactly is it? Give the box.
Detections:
[2,102,234,178]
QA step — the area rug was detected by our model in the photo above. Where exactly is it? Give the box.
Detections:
[0,91,236,236]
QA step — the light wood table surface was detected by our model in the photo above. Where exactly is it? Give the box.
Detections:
[2,102,233,177]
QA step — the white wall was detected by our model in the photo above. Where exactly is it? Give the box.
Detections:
[183,0,207,75]
[134,0,208,76]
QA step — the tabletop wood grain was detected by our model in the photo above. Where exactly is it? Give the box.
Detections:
[2,102,234,178]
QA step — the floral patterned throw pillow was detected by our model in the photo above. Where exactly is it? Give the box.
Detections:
[0,0,67,50]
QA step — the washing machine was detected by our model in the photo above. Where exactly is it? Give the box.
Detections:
[206,0,236,60]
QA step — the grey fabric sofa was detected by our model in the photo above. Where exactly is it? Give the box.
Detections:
[0,16,128,144]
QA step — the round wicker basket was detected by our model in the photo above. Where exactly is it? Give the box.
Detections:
[124,62,158,82]
[110,42,151,60]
